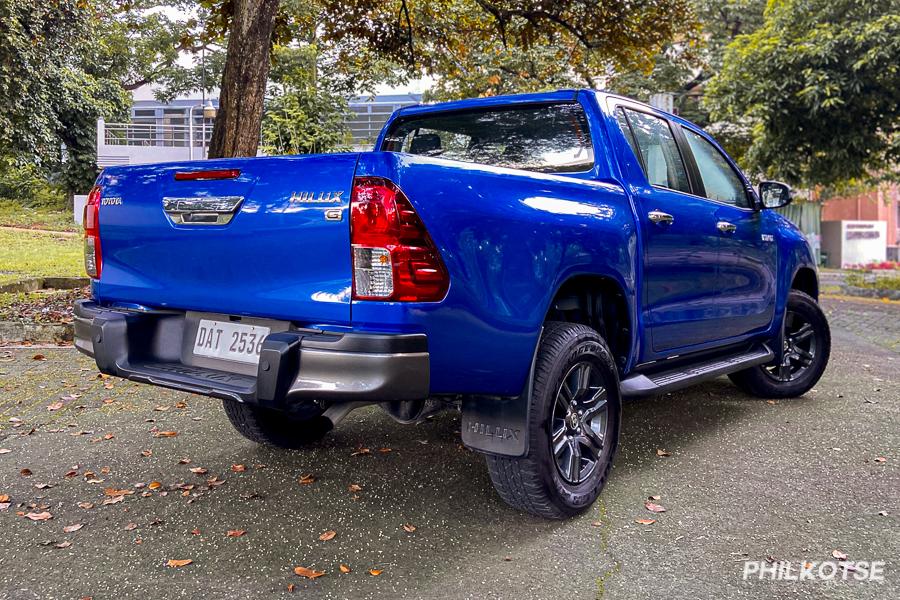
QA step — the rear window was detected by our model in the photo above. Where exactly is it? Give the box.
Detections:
[381,103,594,174]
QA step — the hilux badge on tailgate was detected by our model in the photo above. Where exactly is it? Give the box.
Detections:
[290,191,344,204]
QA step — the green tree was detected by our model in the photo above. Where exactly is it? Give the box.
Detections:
[706,0,900,187]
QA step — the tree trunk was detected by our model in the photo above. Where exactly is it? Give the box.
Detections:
[207,0,280,159]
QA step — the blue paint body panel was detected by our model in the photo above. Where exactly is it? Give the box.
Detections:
[90,90,817,397]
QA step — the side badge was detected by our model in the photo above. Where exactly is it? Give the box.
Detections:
[324,208,342,221]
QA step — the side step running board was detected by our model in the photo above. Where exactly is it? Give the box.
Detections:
[620,345,774,398]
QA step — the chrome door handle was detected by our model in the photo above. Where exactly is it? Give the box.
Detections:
[717,221,737,234]
[648,210,674,225]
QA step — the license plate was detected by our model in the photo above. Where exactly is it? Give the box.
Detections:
[193,319,271,365]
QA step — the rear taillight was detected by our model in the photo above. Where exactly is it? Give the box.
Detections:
[350,177,449,302]
[83,185,102,279]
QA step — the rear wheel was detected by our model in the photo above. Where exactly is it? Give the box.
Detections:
[729,290,830,398]
[222,401,332,449]
[486,322,621,519]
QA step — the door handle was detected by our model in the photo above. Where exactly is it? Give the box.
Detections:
[717,221,737,234]
[648,210,674,226]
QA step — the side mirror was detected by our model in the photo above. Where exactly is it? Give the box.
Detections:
[758,181,792,209]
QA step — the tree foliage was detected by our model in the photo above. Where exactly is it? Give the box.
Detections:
[320,0,696,100]
[706,0,900,187]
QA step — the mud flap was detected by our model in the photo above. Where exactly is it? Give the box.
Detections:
[460,335,540,458]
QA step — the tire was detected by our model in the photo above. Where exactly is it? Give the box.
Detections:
[728,290,831,398]
[486,322,621,519]
[222,400,332,449]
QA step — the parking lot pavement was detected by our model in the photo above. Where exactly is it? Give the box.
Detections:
[822,295,900,354]
[0,304,896,600]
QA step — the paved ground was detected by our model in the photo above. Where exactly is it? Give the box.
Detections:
[0,297,897,600]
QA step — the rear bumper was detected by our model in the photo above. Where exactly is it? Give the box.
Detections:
[74,300,429,409]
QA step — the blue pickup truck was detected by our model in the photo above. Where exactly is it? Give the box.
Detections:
[74,90,830,519]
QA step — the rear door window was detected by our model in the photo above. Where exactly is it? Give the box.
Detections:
[618,108,691,194]
[682,128,750,208]
[381,103,594,174]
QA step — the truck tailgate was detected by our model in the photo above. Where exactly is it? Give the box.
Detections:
[95,154,358,326]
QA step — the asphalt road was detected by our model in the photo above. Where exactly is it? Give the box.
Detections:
[0,301,897,600]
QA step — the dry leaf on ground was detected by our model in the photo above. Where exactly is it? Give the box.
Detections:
[293,566,325,579]
[227,530,246,537]
[348,484,362,493]
[298,474,316,485]
[368,569,382,576]
[63,523,84,533]
[644,501,666,513]
[166,559,192,568]
[154,431,178,438]
[231,464,246,472]
[339,564,351,573]
[25,511,53,521]
[188,467,208,475]
[634,518,656,525]
[656,449,671,457]
[318,530,336,541]
[402,524,416,533]
[350,448,371,456]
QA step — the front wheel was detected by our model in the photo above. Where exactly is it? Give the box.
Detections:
[729,290,831,398]
[486,322,621,519]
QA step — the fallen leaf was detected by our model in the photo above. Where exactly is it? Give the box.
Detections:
[378,447,392,453]
[227,530,247,538]
[878,510,888,517]
[154,405,169,412]
[648,495,661,501]
[590,521,602,527]
[0,494,8,502]
[293,566,325,579]
[656,449,671,457]
[63,523,84,533]
[25,511,53,521]
[317,530,337,541]
[339,564,351,574]
[154,431,178,438]
[124,522,138,531]
[32,354,46,360]
[148,481,162,490]
[102,433,114,441]
[102,496,124,506]
[368,569,382,576]
[298,474,316,485]
[174,401,187,409]
[231,464,246,472]
[178,458,191,464]
[287,583,295,592]
[402,524,416,533]
[206,476,225,487]
[874,457,887,463]
[34,483,53,490]
[634,518,656,525]
[64,470,78,478]
[104,488,133,497]
[191,528,201,535]
[350,447,371,457]
[54,541,72,549]
[77,502,94,509]
[645,501,667,513]
[0,448,11,454]
[832,550,848,560]
[348,484,362,493]
[188,467,208,475]
[166,559,192,568]
[140,450,152,457]
[20,468,32,476]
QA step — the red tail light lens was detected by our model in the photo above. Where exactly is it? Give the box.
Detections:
[83,185,102,279]
[350,177,449,302]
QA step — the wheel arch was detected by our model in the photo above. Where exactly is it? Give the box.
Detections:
[791,266,819,300]
[543,274,633,372]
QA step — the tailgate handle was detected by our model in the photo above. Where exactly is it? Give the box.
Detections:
[162,196,244,225]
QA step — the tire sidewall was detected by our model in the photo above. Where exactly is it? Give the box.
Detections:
[530,328,621,516]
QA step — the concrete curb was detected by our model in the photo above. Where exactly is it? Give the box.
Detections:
[0,321,73,343]
[0,276,89,294]
[839,285,900,301]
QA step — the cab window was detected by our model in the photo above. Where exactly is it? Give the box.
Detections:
[618,108,691,194]
[683,129,750,208]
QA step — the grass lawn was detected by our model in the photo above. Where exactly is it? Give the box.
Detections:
[0,228,84,285]
[0,201,80,232]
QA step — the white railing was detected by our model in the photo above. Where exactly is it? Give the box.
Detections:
[103,122,213,148]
